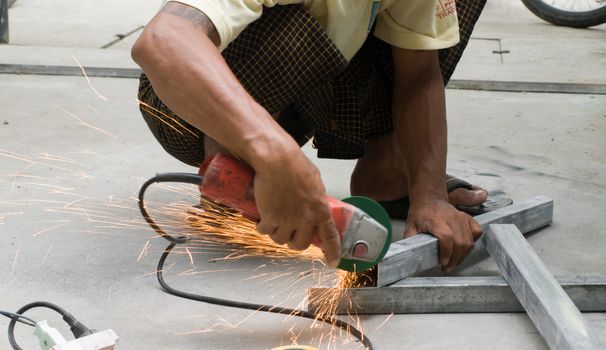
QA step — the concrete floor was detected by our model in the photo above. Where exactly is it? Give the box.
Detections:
[1,0,605,349]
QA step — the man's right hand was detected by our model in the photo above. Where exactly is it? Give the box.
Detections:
[252,148,342,268]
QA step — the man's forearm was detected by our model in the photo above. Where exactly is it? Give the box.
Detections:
[392,49,448,202]
[392,48,482,271]
[131,3,298,168]
[132,3,343,264]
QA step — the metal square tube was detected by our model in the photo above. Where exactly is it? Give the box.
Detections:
[484,224,604,349]
[307,276,606,314]
[377,196,553,287]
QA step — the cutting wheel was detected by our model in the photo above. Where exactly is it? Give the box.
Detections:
[338,196,392,272]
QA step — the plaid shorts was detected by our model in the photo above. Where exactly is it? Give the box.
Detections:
[138,1,486,167]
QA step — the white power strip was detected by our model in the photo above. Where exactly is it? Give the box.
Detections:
[51,330,118,350]
[33,321,118,350]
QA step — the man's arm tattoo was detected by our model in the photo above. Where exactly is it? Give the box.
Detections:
[160,2,220,46]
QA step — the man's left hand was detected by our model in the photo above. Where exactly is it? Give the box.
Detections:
[404,197,482,272]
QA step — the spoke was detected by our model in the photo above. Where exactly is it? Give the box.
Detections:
[540,0,606,11]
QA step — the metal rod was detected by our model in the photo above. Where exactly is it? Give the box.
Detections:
[0,61,604,96]
[0,64,142,78]
[0,0,8,44]
[448,79,606,95]
[308,276,606,314]
[377,195,553,287]
[483,224,604,350]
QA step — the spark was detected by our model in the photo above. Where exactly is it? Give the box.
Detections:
[137,241,151,262]
[185,247,195,267]
[0,149,92,177]
[175,327,216,335]
[1,158,368,349]
[58,107,113,138]
[10,250,19,278]
[10,163,36,191]
[40,245,54,266]
[37,153,92,168]
[132,187,368,348]
[162,314,207,323]
[106,286,114,305]
[70,150,130,164]
[32,222,70,237]
[373,313,394,333]
[0,212,24,216]
[31,219,71,224]
[87,105,99,114]
[170,198,368,349]
[72,54,108,101]
[177,268,251,276]
[0,201,27,207]
[287,325,305,346]
[182,199,324,262]
[0,149,37,165]
[72,55,91,85]
[153,261,176,276]
[136,100,200,138]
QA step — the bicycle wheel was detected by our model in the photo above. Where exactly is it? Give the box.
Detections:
[521,0,606,28]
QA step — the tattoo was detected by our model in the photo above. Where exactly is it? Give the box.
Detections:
[160,2,220,46]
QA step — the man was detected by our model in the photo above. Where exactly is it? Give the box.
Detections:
[132,0,496,272]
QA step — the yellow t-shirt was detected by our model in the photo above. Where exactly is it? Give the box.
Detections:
[167,0,460,60]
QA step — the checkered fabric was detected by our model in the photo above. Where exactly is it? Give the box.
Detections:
[138,1,487,167]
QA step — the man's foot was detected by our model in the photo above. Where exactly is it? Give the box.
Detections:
[446,176,488,208]
[350,133,488,213]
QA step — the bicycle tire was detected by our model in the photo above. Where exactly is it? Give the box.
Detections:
[521,0,606,28]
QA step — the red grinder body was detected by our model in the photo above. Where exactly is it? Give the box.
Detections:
[198,154,391,271]
[199,154,353,244]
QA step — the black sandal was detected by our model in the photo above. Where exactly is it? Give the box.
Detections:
[378,175,513,220]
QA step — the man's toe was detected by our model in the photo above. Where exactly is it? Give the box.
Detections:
[448,186,488,207]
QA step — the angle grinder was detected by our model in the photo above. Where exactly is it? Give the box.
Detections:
[198,154,392,272]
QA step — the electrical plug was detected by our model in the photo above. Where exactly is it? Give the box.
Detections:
[33,320,67,350]
[51,329,119,350]
[61,313,94,339]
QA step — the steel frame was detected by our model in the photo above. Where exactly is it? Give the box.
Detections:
[308,198,605,348]
[308,276,606,314]
[377,196,553,287]
[483,224,604,349]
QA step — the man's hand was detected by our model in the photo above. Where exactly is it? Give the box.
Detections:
[404,197,482,272]
[252,148,341,267]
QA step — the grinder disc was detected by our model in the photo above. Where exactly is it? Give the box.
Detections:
[338,196,392,272]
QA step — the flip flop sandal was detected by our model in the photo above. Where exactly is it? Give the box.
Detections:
[378,175,513,220]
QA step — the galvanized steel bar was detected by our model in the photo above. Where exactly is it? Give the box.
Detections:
[0,64,142,78]
[0,0,8,44]
[448,79,606,95]
[377,195,553,287]
[307,276,606,314]
[484,224,604,350]
[1,61,604,96]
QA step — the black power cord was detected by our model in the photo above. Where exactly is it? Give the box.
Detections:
[0,311,37,327]
[140,173,373,350]
[7,301,94,350]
